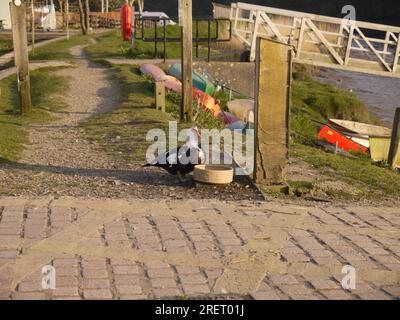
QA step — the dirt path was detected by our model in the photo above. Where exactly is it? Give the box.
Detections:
[0,46,127,197]
[23,46,119,168]
[0,46,260,200]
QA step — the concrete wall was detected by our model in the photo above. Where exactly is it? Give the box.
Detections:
[0,1,12,29]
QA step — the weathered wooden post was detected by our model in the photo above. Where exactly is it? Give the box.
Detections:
[10,0,32,114]
[66,0,70,40]
[254,37,292,184]
[388,108,400,169]
[155,80,166,112]
[180,0,193,122]
[31,0,35,55]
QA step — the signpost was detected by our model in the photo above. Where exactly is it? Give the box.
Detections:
[180,0,193,122]
[10,0,32,114]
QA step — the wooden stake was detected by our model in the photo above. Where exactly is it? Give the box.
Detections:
[10,0,32,114]
[66,0,69,40]
[181,0,193,122]
[254,37,292,184]
[388,108,400,169]
[155,80,166,112]
[31,0,35,55]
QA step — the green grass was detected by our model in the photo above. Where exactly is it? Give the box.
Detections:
[291,68,380,144]
[85,26,218,62]
[0,40,13,56]
[28,35,91,62]
[82,64,225,163]
[0,68,68,162]
[291,143,400,200]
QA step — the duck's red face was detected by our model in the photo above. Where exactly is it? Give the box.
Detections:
[190,126,201,139]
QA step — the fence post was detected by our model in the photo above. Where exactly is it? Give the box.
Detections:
[10,0,32,114]
[254,37,292,184]
[181,0,193,122]
[155,80,166,112]
[388,108,400,169]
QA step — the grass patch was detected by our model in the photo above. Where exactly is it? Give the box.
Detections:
[0,68,68,162]
[291,143,400,200]
[28,35,91,62]
[82,64,226,163]
[85,27,216,62]
[291,68,380,144]
[0,39,13,56]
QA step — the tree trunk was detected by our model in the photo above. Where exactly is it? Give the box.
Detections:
[77,0,87,35]
[85,0,91,33]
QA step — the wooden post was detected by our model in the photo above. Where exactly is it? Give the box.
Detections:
[254,37,292,184]
[10,0,32,114]
[388,108,400,169]
[31,0,35,55]
[180,0,193,122]
[66,0,69,40]
[155,80,166,112]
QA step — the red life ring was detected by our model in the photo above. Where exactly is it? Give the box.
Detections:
[121,4,133,41]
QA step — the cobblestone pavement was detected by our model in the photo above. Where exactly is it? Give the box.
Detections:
[0,197,399,300]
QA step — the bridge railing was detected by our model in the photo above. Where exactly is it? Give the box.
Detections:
[230,2,400,77]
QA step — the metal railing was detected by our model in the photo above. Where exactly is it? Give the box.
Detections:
[135,17,232,62]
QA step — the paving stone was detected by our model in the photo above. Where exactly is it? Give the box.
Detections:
[269,274,299,285]
[13,292,46,300]
[55,276,78,287]
[116,285,142,295]
[52,287,79,297]
[320,289,354,300]
[18,281,43,292]
[176,266,201,275]
[113,265,139,275]
[151,278,177,289]
[113,275,141,285]
[153,288,181,299]
[147,268,174,279]
[382,286,400,297]
[82,279,110,289]
[83,268,109,279]
[83,289,113,299]
[251,291,281,300]
[280,284,314,296]
[179,274,208,285]
[309,279,339,290]
[182,284,210,295]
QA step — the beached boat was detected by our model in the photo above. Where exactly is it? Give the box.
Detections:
[227,99,254,123]
[318,119,392,154]
[140,63,166,81]
[168,64,216,96]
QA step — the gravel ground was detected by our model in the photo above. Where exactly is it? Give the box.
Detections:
[0,46,262,200]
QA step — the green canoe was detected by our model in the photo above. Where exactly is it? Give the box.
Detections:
[168,64,215,96]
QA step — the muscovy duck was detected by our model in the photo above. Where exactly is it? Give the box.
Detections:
[143,127,205,181]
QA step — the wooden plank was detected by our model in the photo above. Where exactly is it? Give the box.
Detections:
[354,26,392,72]
[181,0,193,121]
[305,18,344,65]
[155,80,166,112]
[254,38,292,184]
[10,0,32,114]
[296,17,306,58]
[388,108,400,169]
[344,25,354,65]
[394,33,400,73]
[249,11,261,62]
[259,12,285,43]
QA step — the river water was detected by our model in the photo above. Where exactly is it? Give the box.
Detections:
[314,68,400,127]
